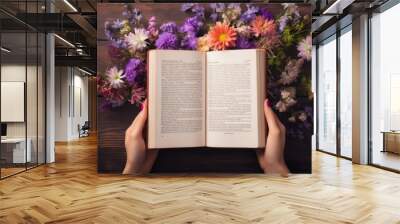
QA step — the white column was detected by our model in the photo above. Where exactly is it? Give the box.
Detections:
[352,14,369,164]
[46,32,55,163]
[45,0,56,163]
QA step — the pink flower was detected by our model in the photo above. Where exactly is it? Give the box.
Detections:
[297,35,312,61]
[129,85,146,105]
[100,86,127,107]
[298,112,307,122]
[250,16,276,37]
[275,88,297,112]
[279,59,304,85]
[147,16,159,40]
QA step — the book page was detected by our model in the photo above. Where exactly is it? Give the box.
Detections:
[206,50,265,148]
[148,50,206,149]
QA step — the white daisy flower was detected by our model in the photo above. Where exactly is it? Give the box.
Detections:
[107,66,125,89]
[125,28,149,51]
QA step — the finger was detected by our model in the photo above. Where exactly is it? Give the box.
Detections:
[131,99,148,137]
[264,99,281,134]
[255,150,266,170]
[140,149,159,174]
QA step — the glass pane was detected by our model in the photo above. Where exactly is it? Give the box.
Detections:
[27,31,38,169]
[312,45,317,150]
[339,28,352,158]
[26,0,40,169]
[317,36,337,154]
[371,5,400,171]
[1,30,27,177]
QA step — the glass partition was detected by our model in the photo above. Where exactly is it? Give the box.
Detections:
[0,1,46,179]
[317,35,337,154]
[339,26,352,158]
[370,4,400,171]
[1,31,28,177]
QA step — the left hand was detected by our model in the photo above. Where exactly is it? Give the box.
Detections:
[123,100,148,174]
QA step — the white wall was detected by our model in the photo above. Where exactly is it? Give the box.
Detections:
[55,66,70,141]
[54,67,89,141]
[1,64,46,164]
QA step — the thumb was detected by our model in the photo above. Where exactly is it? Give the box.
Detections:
[131,99,148,137]
[264,99,280,134]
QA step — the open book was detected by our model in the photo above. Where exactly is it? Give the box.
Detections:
[148,49,266,149]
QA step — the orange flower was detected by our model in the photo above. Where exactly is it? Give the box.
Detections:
[197,35,210,52]
[207,22,237,50]
[251,16,276,37]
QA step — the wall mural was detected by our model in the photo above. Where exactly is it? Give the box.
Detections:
[97,3,312,173]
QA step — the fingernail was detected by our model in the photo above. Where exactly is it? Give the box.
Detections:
[265,99,271,107]
[267,100,272,107]
[139,103,144,111]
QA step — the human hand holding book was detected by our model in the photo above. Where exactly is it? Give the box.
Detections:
[123,98,289,177]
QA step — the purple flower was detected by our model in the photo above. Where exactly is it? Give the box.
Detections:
[123,6,142,24]
[104,21,113,39]
[180,16,203,34]
[124,58,144,84]
[111,38,127,48]
[209,3,226,21]
[160,22,178,33]
[147,16,159,38]
[240,4,259,22]
[181,32,197,50]
[155,32,178,49]
[260,8,274,20]
[181,3,205,18]
[236,36,255,49]
[181,3,195,12]
[192,4,205,18]
[210,3,225,13]
[112,19,124,29]
[210,13,218,21]
[279,15,288,32]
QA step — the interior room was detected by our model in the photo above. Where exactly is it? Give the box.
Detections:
[0,0,400,223]
[370,3,400,171]
[0,13,46,177]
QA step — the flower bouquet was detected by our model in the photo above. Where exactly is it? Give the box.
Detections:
[98,3,312,139]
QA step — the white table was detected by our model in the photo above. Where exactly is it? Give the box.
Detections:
[1,138,31,163]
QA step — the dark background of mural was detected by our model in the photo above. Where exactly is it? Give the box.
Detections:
[97,3,312,173]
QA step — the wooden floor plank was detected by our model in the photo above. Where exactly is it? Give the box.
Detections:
[1,135,400,223]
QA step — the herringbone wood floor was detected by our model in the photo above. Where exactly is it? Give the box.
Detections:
[1,135,400,224]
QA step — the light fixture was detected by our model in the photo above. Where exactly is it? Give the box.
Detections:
[63,0,78,12]
[54,34,75,48]
[77,67,93,76]
[1,47,11,53]
[322,0,355,15]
